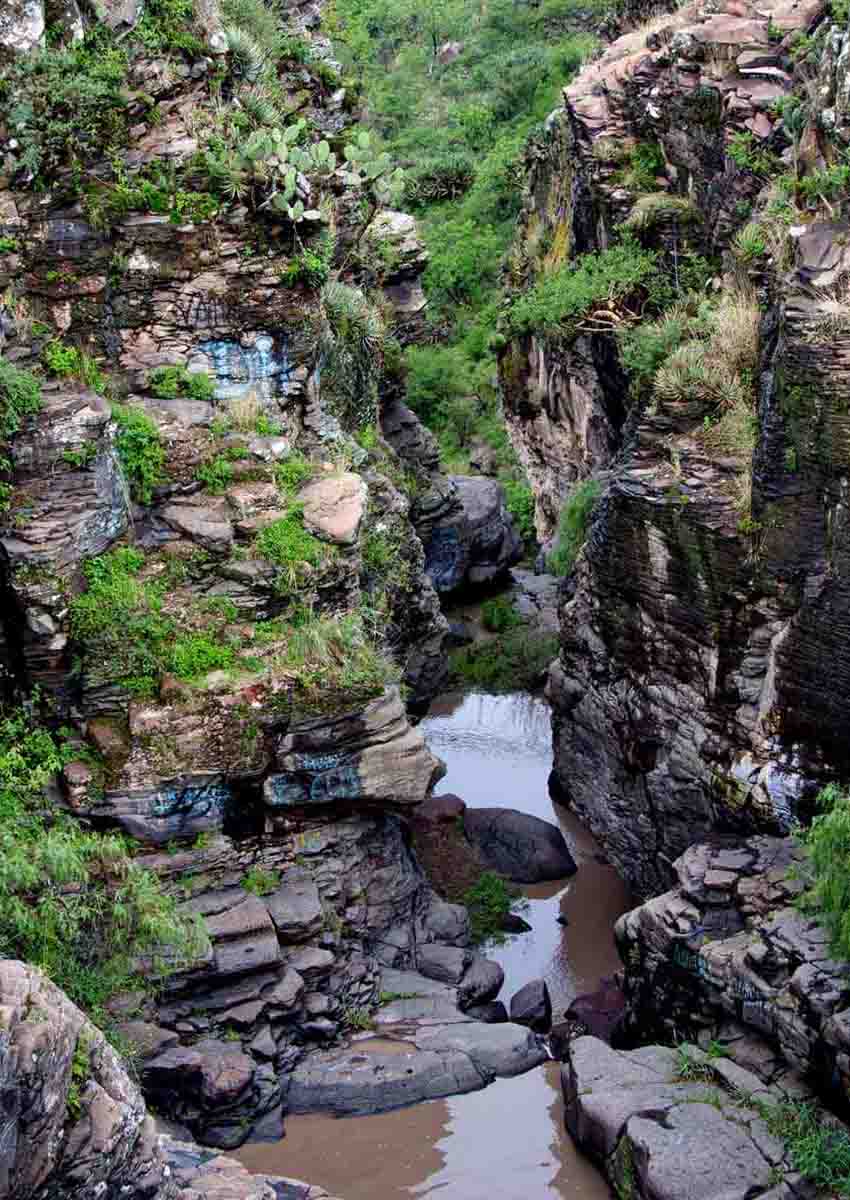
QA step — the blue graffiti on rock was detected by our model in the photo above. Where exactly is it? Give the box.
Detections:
[151,781,230,819]
[198,333,291,402]
[267,757,363,808]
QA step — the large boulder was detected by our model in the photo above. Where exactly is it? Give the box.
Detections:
[417,943,471,984]
[0,960,169,1200]
[298,471,367,545]
[421,475,523,593]
[457,956,504,1010]
[463,807,577,883]
[510,979,552,1034]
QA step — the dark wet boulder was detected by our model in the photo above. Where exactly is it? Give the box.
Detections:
[463,808,577,883]
[566,977,627,1044]
[465,1001,509,1024]
[417,792,466,824]
[501,911,533,933]
[510,979,552,1034]
[458,955,504,1010]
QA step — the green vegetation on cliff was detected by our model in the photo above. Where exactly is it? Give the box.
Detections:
[326,0,596,488]
[0,703,204,1023]
[549,479,601,576]
[800,784,850,961]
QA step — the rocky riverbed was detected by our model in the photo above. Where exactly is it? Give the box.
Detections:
[234,687,631,1198]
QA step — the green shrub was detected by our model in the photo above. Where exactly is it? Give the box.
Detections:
[481,595,522,633]
[618,310,695,397]
[241,866,280,895]
[171,634,235,679]
[318,280,386,431]
[0,359,41,438]
[70,548,173,695]
[281,247,331,288]
[449,628,558,691]
[111,405,166,504]
[196,455,235,493]
[275,453,314,495]
[728,131,780,177]
[503,480,536,544]
[733,222,768,263]
[136,0,205,54]
[41,341,106,392]
[800,785,850,960]
[1,34,129,184]
[149,365,216,401]
[0,703,204,1023]
[462,871,517,944]
[548,480,601,576]
[404,344,472,429]
[255,507,328,582]
[508,238,658,336]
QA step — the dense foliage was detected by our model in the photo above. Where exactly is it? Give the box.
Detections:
[327,0,597,480]
[0,703,203,1022]
[801,785,850,961]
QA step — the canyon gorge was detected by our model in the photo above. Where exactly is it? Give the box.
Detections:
[2,0,850,1196]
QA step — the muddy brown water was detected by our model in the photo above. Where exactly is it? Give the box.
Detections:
[236,691,631,1198]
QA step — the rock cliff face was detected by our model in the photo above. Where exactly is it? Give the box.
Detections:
[0,0,521,1161]
[502,0,850,895]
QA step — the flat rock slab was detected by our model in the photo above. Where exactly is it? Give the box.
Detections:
[286,1042,485,1115]
[414,1022,547,1078]
[288,1016,547,1115]
[375,993,467,1028]
[563,1038,792,1200]
[264,878,323,943]
[299,472,367,545]
[380,968,458,999]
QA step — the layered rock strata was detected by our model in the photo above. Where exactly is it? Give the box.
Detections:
[500,0,850,894]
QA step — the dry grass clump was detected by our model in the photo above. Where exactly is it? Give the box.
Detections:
[655,289,759,415]
[809,277,850,340]
[227,390,261,430]
[624,193,699,232]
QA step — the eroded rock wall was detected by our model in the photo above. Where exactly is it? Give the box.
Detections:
[502,0,850,894]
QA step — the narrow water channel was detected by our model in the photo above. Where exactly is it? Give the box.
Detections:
[236,691,631,1198]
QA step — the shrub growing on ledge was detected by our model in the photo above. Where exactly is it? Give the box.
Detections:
[111,404,166,504]
[507,238,658,337]
[0,358,41,438]
[548,479,601,576]
[0,703,204,1025]
[149,364,216,402]
[70,547,173,696]
[256,506,328,585]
